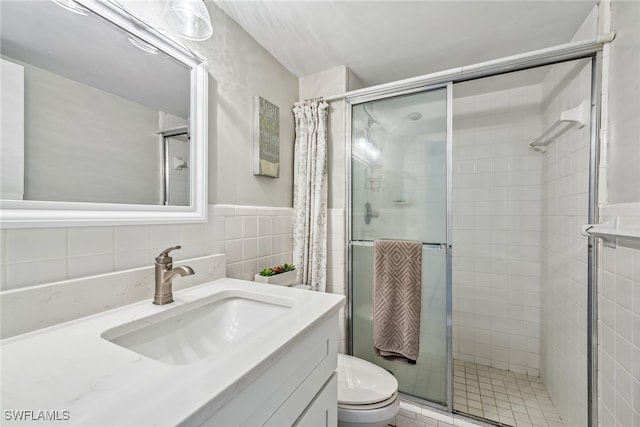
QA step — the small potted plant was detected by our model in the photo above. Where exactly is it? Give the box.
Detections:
[255,263,297,286]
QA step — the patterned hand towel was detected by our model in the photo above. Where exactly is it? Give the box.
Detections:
[373,239,422,364]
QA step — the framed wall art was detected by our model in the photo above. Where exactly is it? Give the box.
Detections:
[253,96,280,178]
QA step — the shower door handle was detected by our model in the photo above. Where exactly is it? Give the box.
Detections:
[364,202,379,224]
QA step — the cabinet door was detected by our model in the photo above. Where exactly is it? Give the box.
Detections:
[195,315,338,427]
[294,373,337,427]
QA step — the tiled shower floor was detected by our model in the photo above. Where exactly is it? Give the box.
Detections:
[453,360,564,427]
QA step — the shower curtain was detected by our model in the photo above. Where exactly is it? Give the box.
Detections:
[292,99,329,292]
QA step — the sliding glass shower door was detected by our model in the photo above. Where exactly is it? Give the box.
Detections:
[350,86,451,405]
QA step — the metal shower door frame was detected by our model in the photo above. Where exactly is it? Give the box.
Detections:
[346,81,455,411]
[344,49,603,424]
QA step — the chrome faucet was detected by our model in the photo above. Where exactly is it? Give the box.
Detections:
[153,246,194,305]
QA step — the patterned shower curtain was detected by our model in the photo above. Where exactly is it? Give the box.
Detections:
[292,99,329,292]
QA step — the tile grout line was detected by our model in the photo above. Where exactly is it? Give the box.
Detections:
[452,360,564,427]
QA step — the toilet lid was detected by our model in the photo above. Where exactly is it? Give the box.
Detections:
[338,391,398,410]
[337,354,398,405]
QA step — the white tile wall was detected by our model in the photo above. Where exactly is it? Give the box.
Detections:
[1,221,211,291]
[210,204,294,281]
[539,53,593,427]
[215,204,347,350]
[327,208,347,352]
[597,203,640,427]
[0,204,292,291]
[452,84,543,376]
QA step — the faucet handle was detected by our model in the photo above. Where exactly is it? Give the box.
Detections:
[156,245,181,263]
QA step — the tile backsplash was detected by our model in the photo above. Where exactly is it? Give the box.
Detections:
[0,203,353,349]
[1,221,210,291]
[209,204,293,281]
[0,204,293,291]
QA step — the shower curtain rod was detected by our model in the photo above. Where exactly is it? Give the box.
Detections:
[317,32,615,103]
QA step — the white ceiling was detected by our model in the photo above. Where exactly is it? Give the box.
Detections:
[215,0,597,88]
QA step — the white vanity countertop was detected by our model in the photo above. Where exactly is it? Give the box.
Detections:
[0,279,345,426]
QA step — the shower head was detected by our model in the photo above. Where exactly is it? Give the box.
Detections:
[405,112,422,121]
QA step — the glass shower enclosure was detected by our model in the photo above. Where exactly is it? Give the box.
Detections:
[349,86,452,406]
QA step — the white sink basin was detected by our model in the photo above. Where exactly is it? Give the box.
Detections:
[101,290,293,365]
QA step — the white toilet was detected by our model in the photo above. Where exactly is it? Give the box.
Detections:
[337,353,399,427]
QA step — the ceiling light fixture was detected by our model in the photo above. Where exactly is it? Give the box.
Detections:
[163,0,213,42]
[51,0,88,16]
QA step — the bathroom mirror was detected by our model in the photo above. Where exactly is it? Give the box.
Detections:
[0,0,208,227]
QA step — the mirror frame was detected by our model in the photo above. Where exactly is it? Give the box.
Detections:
[0,0,208,228]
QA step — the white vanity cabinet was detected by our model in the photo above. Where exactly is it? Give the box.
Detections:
[195,313,339,427]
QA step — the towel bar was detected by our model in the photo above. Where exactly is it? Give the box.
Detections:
[351,240,446,250]
[529,100,589,153]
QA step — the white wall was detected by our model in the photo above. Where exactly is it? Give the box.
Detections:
[452,84,543,376]
[603,0,640,204]
[195,2,299,208]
